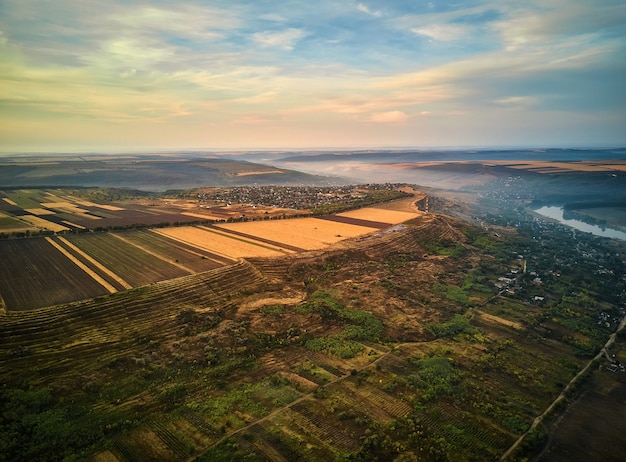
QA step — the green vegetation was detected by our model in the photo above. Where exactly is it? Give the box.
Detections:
[410,356,464,401]
[1,186,625,462]
[419,237,465,257]
[424,314,476,339]
[298,291,384,358]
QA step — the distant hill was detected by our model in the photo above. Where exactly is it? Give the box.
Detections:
[276,147,626,163]
[0,155,345,191]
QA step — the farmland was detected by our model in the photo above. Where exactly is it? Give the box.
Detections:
[1,208,625,461]
[0,189,421,310]
[1,179,626,461]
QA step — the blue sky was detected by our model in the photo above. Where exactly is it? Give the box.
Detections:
[1,0,625,152]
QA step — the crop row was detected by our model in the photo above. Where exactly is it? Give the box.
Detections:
[248,423,304,461]
[0,261,268,379]
[147,419,192,460]
[289,403,361,453]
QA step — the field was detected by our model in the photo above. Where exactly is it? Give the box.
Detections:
[2,178,625,461]
[0,238,110,311]
[0,195,421,310]
[2,212,624,461]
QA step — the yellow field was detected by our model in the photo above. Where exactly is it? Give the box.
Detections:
[24,208,56,215]
[336,208,418,224]
[72,200,125,211]
[2,197,17,206]
[62,220,86,229]
[181,212,225,220]
[20,215,68,232]
[216,217,380,250]
[40,202,101,219]
[154,226,286,258]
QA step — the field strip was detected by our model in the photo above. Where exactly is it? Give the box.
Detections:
[151,229,237,261]
[155,226,283,258]
[146,229,232,263]
[44,237,118,294]
[61,220,86,229]
[24,208,56,215]
[336,207,419,223]
[109,233,195,275]
[202,224,302,252]
[181,212,224,220]
[56,236,133,290]
[71,200,125,211]
[316,215,389,229]
[2,197,17,206]
[196,225,291,254]
[19,215,68,232]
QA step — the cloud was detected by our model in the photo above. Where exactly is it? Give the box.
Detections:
[252,28,306,50]
[494,0,626,50]
[493,96,536,108]
[411,23,468,41]
[357,3,382,18]
[370,111,409,123]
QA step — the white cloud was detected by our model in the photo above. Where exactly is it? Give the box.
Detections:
[493,0,626,50]
[357,3,382,18]
[412,23,468,41]
[494,96,536,107]
[252,28,306,50]
[370,111,409,123]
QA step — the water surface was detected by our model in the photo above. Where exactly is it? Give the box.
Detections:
[534,206,626,241]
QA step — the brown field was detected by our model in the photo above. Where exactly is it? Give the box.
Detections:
[64,233,190,287]
[1,197,17,206]
[0,237,110,310]
[538,369,626,461]
[154,226,288,258]
[45,237,119,294]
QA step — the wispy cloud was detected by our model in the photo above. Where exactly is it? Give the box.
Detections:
[0,0,624,151]
[252,28,306,50]
[370,111,409,123]
[356,3,382,18]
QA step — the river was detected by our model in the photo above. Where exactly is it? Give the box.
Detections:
[534,206,626,241]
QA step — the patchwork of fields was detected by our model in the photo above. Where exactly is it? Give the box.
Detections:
[0,189,204,234]
[0,201,421,311]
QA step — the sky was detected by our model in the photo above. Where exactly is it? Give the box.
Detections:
[1,0,625,152]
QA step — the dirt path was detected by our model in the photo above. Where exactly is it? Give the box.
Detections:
[499,313,626,461]
[192,343,398,460]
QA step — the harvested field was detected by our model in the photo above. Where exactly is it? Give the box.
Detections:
[71,200,125,211]
[216,217,380,250]
[0,237,110,310]
[2,197,17,206]
[336,207,419,224]
[24,208,55,215]
[19,215,69,232]
[155,226,288,258]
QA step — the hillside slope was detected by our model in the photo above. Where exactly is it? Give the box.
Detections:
[1,212,625,461]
